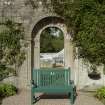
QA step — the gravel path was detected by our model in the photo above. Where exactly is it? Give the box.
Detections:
[2,90,104,105]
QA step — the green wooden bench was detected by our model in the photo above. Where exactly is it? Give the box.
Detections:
[31,68,76,105]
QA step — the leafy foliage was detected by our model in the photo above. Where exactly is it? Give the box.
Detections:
[95,87,105,104]
[0,20,25,78]
[0,83,17,97]
[40,27,64,53]
[0,64,15,81]
[51,0,105,65]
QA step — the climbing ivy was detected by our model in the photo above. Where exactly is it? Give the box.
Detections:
[0,20,25,78]
[50,0,105,66]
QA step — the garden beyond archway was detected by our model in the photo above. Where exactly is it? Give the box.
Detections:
[31,16,74,73]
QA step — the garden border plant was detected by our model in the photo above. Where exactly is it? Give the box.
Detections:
[95,87,105,105]
[0,83,17,105]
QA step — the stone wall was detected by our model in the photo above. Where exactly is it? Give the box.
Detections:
[74,59,105,90]
[0,0,105,91]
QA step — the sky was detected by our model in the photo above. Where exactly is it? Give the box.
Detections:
[50,27,62,37]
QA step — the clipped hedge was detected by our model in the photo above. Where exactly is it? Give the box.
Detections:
[0,83,17,98]
[95,87,105,104]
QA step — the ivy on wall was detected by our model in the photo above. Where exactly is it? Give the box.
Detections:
[50,0,105,67]
[0,20,26,79]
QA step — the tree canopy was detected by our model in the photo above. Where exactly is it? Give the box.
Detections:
[40,27,64,53]
[51,0,105,65]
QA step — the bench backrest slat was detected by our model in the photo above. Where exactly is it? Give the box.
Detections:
[32,68,71,88]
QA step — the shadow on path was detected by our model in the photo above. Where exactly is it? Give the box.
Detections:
[40,94,68,99]
[34,94,69,103]
[0,98,3,105]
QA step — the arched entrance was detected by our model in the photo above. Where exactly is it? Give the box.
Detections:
[40,27,64,68]
[31,16,74,78]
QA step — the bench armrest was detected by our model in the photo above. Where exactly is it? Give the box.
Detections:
[70,80,74,84]
[31,80,37,88]
[69,80,76,89]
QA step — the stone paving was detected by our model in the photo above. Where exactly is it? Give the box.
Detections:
[2,90,104,105]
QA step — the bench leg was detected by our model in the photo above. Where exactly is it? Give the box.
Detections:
[69,88,75,105]
[69,91,74,105]
[31,88,36,105]
[71,92,74,105]
[69,87,77,105]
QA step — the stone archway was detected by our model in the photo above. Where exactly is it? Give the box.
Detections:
[31,16,74,79]
[17,16,75,90]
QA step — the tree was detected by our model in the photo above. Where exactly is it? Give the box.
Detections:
[0,20,25,79]
[51,0,105,67]
[40,27,64,53]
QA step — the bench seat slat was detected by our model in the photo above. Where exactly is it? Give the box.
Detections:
[33,87,73,93]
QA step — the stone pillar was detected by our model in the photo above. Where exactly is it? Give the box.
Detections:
[34,37,40,69]
[69,41,74,80]
[27,41,32,88]
[26,41,32,105]
[18,40,32,105]
[18,40,32,89]
[64,33,74,80]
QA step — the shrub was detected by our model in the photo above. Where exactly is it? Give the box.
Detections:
[95,87,105,104]
[0,83,17,98]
